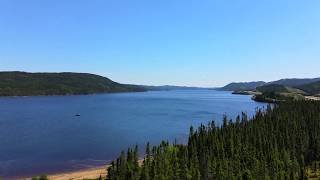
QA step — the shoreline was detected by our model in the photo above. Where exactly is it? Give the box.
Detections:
[23,160,144,180]
[0,90,147,99]
[21,165,109,180]
[46,165,108,180]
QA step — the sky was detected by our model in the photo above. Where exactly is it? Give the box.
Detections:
[0,0,319,87]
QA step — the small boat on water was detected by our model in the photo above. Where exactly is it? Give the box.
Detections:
[75,114,81,117]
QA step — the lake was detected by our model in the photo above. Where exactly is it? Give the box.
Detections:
[0,90,265,178]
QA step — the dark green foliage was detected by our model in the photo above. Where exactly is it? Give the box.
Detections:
[268,78,320,87]
[107,146,141,180]
[31,175,49,180]
[256,84,290,94]
[107,101,320,179]
[0,71,146,96]
[297,81,320,95]
[253,93,297,103]
[254,84,307,102]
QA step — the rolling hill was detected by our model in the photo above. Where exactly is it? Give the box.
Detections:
[256,84,291,94]
[256,84,305,94]
[297,81,320,96]
[221,78,320,92]
[0,71,146,96]
[254,84,306,102]
[267,78,320,87]
[219,81,266,91]
[222,78,320,102]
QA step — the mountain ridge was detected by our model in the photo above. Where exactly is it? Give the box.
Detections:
[219,81,266,91]
[221,77,320,92]
[221,77,320,102]
[267,78,320,87]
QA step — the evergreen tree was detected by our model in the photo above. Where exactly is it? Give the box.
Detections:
[107,101,320,180]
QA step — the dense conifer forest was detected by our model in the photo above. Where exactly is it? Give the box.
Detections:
[107,101,320,179]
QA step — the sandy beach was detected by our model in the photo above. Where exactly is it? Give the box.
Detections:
[47,166,107,180]
[23,160,144,180]
[21,165,108,180]
[46,160,144,180]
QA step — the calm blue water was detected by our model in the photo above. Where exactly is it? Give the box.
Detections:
[0,90,265,178]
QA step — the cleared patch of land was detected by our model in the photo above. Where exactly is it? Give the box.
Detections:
[306,96,320,101]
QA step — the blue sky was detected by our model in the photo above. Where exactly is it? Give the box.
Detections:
[0,0,319,87]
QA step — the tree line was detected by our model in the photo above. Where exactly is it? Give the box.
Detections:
[107,101,320,179]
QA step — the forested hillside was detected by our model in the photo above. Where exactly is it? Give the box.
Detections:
[107,101,320,179]
[219,81,266,91]
[0,71,146,96]
[297,81,320,96]
[221,78,320,99]
[268,78,320,87]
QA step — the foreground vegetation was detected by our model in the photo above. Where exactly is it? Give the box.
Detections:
[307,161,320,180]
[108,101,320,179]
[0,71,145,96]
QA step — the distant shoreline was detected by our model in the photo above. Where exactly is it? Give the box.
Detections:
[0,89,218,98]
[0,90,146,99]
